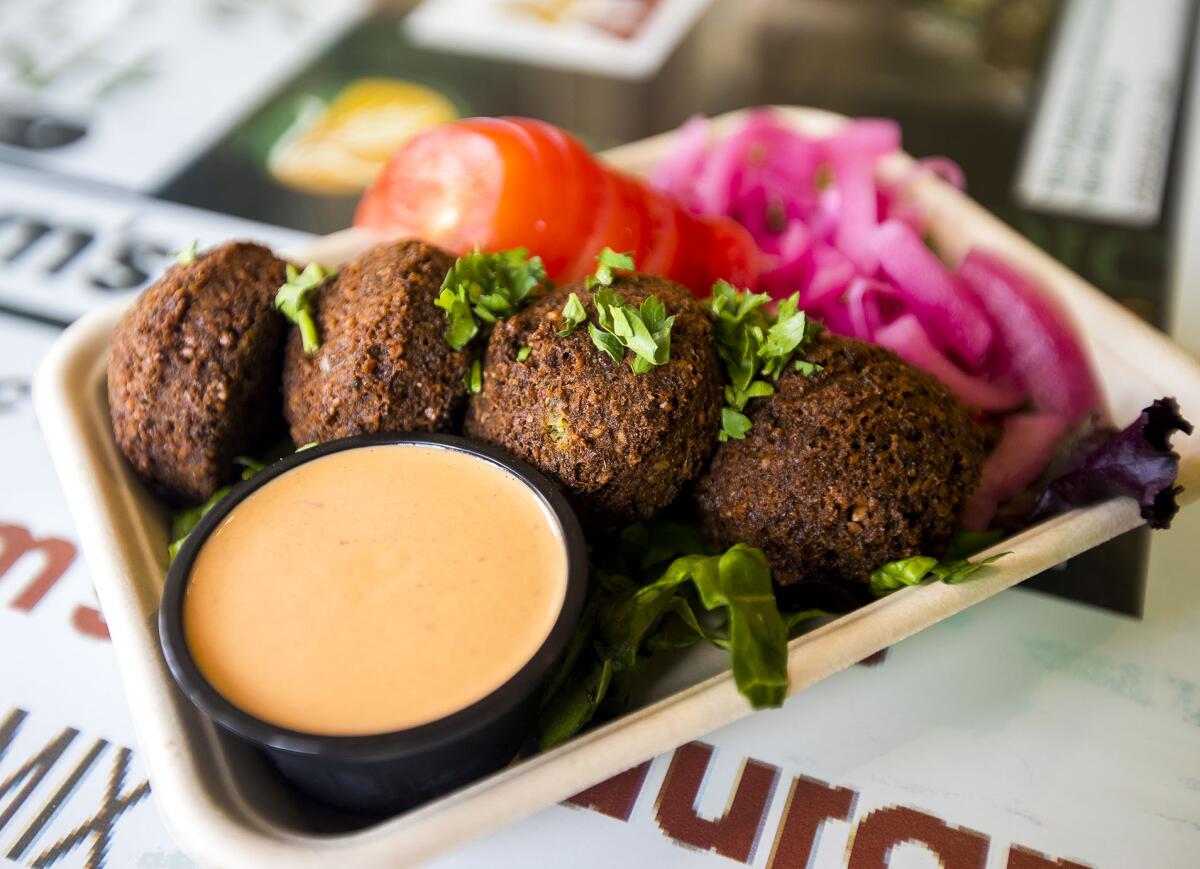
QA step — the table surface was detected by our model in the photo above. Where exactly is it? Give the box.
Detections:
[2,1,1199,867]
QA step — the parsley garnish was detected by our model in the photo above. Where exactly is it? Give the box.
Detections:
[276,262,335,353]
[465,359,483,394]
[436,248,547,350]
[517,346,532,363]
[587,321,623,363]
[592,288,673,374]
[173,240,198,265]
[720,407,753,441]
[558,251,673,374]
[559,292,587,336]
[708,280,820,442]
[587,247,635,290]
[168,486,229,562]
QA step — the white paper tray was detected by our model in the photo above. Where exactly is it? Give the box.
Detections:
[33,107,1200,868]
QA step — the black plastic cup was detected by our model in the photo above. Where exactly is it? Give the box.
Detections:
[159,433,588,817]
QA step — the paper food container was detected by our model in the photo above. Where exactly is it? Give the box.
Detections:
[33,107,1200,867]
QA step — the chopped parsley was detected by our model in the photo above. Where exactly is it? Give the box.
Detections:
[719,407,754,441]
[465,359,483,394]
[587,247,635,290]
[558,251,673,375]
[275,262,336,354]
[168,486,229,562]
[558,292,587,336]
[593,288,673,374]
[517,346,532,363]
[436,248,547,350]
[173,240,198,266]
[707,280,820,442]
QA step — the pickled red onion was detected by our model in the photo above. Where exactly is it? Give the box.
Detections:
[959,249,1101,423]
[652,109,1109,529]
[873,220,993,366]
[961,413,1073,531]
[874,315,1024,412]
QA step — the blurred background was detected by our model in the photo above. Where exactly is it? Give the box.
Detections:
[0,1,1185,315]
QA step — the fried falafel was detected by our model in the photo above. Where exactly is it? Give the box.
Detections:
[466,274,724,526]
[282,239,470,444]
[107,241,289,505]
[695,334,986,587]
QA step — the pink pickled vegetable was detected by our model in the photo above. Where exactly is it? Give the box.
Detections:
[828,120,899,274]
[874,315,1023,412]
[962,413,1073,530]
[650,115,709,197]
[833,156,879,274]
[959,249,1102,424]
[801,242,853,307]
[843,277,887,341]
[652,109,1121,531]
[874,220,993,366]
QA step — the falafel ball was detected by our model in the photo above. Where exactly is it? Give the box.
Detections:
[694,334,985,587]
[108,241,289,505]
[282,239,470,444]
[466,274,724,527]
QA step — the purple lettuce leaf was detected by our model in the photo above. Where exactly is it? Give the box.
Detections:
[1019,397,1193,529]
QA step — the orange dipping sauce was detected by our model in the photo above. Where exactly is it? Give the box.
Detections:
[183,444,568,736]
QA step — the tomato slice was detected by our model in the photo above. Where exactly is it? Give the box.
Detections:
[506,118,601,279]
[561,166,618,281]
[353,177,392,232]
[665,207,708,295]
[354,118,549,256]
[614,172,650,267]
[564,168,646,280]
[355,115,759,294]
[634,180,680,278]
[694,213,760,291]
[454,117,554,255]
[355,123,504,250]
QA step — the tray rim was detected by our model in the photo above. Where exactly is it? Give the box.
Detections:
[32,105,1200,868]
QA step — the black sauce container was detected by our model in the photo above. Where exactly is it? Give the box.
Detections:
[159,433,588,817]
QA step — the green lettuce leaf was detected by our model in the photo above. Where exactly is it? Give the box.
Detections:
[870,550,1010,597]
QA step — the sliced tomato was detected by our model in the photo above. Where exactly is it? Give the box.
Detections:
[557,130,609,240]
[665,207,708,295]
[454,117,554,255]
[565,169,645,278]
[355,115,760,294]
[693,213,760,293]
[353,178,392,232]
[506,118,602,279]
[354,118,549,256]
[561,166,621,281]
[614,172,650,267]
[355,123,503,250]
[634,180,680,277]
